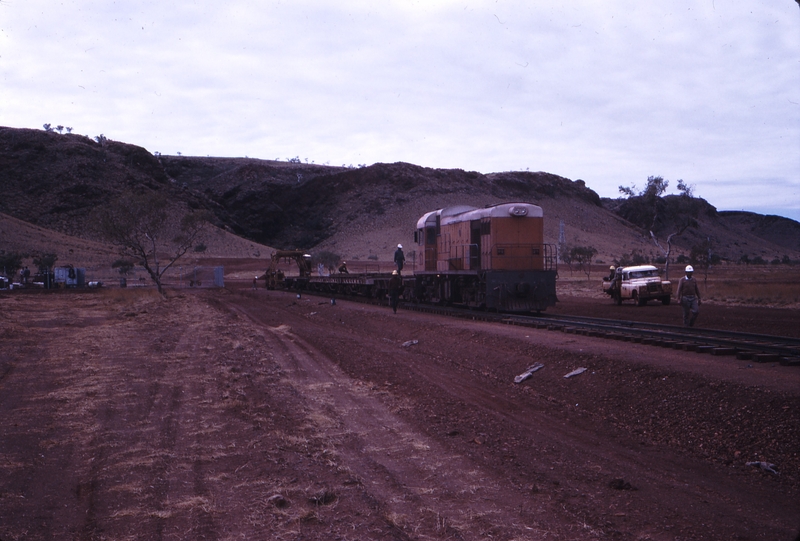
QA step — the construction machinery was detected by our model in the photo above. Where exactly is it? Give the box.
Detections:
[262,250,312,290]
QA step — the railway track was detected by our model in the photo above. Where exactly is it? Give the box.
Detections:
[286,289,800,367]
[507,312,800,366]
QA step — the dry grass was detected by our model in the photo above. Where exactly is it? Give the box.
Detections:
[97,286,164,303]
[694,265,800,307]
[558,263,800,308]
[705,281,800,307]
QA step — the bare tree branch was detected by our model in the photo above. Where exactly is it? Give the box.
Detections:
[98,191,209,294]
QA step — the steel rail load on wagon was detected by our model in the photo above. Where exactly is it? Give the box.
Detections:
[278,202,558,313]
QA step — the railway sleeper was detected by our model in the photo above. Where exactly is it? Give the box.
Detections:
[753,353,780,363]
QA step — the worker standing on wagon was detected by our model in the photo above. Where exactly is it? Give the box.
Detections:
[394,244,405,273]
[388,270,402,314]
[676,265,701,327]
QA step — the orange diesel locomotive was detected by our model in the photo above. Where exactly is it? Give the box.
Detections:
[410,202,557,312]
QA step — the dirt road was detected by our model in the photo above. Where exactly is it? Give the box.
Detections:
[1,287,798,540]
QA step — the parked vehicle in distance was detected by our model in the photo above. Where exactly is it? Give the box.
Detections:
[602,264,672,306]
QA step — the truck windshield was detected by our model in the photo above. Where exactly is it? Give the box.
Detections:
[630,270,657,279]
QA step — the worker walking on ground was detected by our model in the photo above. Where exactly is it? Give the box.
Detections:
[394,244,405,273]
[388,270,402,314]
[676,265,701,327]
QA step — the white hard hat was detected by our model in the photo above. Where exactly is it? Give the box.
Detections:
[685,265,694,273]
[397,244,403,249]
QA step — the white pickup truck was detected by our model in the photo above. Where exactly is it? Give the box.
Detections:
[602,265,672,306]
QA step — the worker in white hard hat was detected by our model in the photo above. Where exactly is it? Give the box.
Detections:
[394,243,405,273]
[676,264,701,327]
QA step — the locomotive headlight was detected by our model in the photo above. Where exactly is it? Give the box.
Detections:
[508,206,528,216]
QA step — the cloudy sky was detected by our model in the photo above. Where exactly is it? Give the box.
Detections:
[2,1,799,220]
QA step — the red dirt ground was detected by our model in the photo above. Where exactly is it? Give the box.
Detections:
[1,283,799,540]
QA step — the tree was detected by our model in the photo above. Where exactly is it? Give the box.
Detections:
[32,252,58,273]
[569,246,598,280]
[618,175,669,230]
[0,251,24,280]
[559,246,573,273]
[649,221,693,281]
[619,175,699,280]
[690,238,716,289]
[111,259,135,276]
[112,259,135,287]
[313,251,341,270]
[99,191,210,294]
[677,179,694,197]
[641,175,669,200]
[616,249,649,267]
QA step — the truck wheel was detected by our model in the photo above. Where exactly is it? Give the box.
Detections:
[634,292,646,306]
[661,296,671,305]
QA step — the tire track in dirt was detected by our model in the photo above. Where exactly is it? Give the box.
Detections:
[223,291,800,540]
[227,301,571,540]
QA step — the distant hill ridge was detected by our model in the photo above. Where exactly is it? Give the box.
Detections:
[1,126,798,264]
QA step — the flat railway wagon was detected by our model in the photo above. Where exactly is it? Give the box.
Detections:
[282,202,558,313]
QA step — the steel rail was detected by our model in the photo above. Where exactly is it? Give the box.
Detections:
[532,312,800,348]
[501,313,800,365]
[275,288,800,366]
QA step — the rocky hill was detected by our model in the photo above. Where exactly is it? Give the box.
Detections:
[1,126,798,269]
